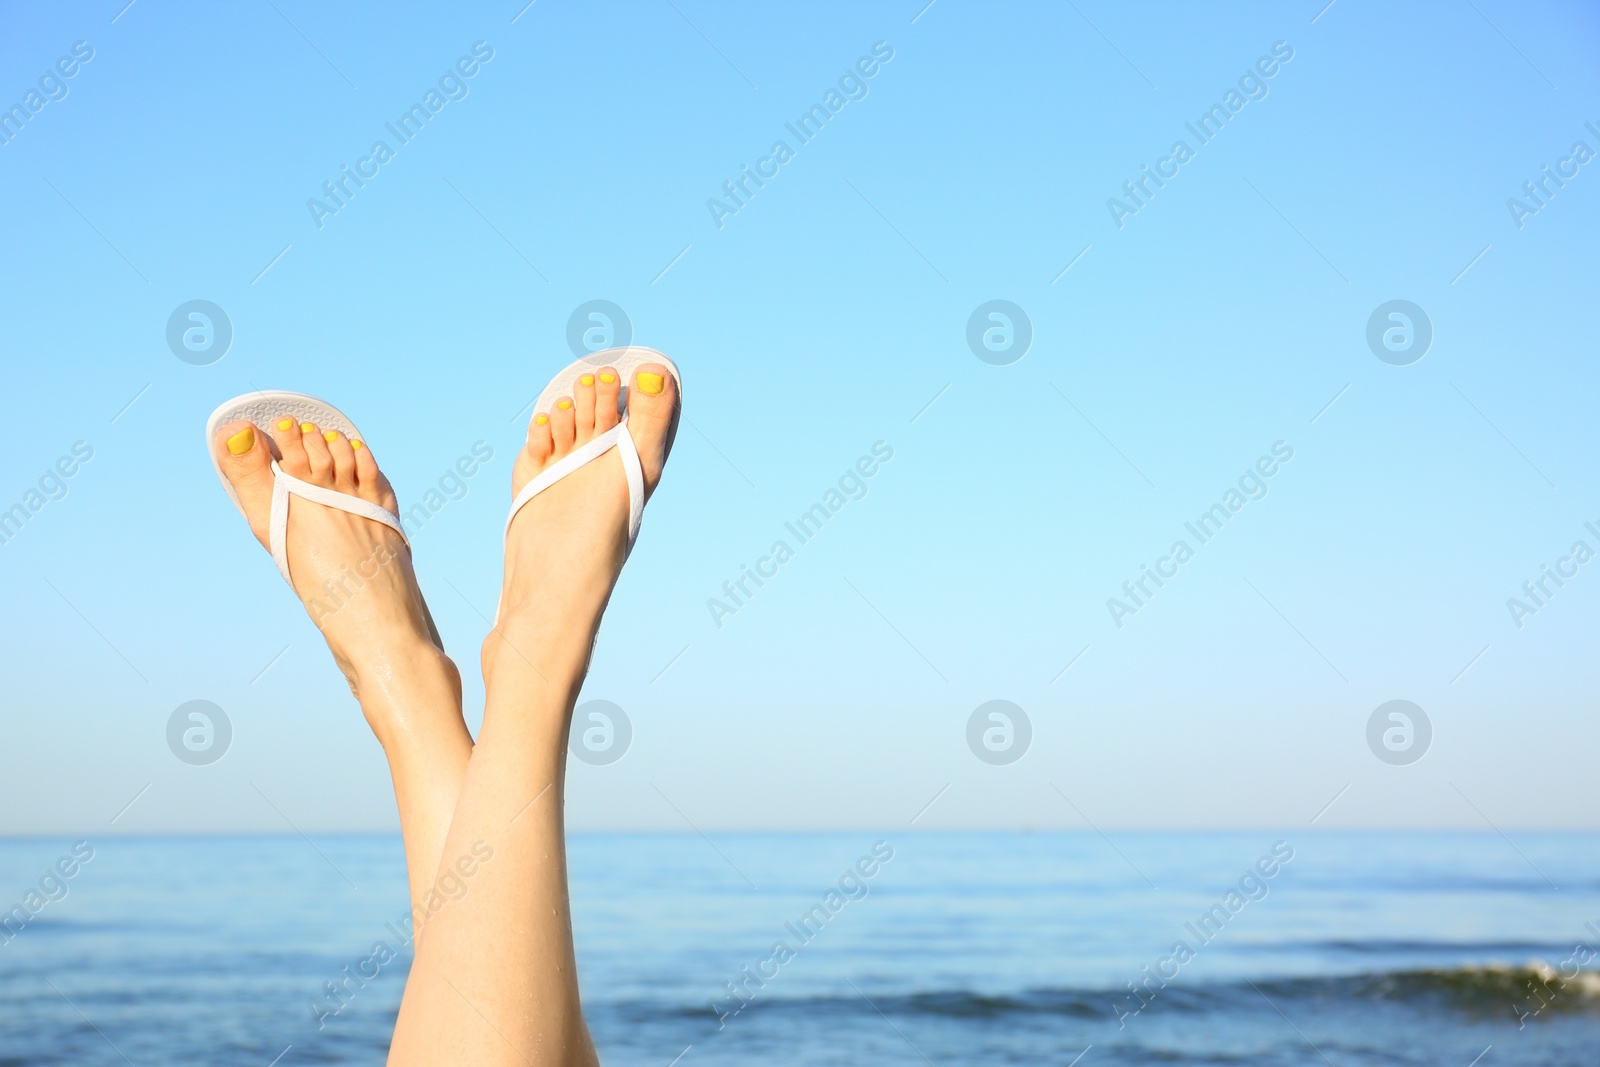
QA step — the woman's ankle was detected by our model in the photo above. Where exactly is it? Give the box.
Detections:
[480,618,592,700]
[349,643,467,746]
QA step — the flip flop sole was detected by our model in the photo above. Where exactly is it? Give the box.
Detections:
[205,391,368,517]
[529,346,683,458]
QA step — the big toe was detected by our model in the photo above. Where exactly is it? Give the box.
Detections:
[213,421,275,547]
[626,363,678,491]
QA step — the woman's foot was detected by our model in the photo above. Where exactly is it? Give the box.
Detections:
[389,364,676,1067]
[214,412,474,918]
[211,415,457,713]
[488,363,678,690]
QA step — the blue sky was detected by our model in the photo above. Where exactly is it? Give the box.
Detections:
[1,0,1597,835]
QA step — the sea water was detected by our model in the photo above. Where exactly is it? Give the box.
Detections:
[1,832,1595,1065]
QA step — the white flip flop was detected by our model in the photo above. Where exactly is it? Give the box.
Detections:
[505,346,682,555]
[205,391,408,586]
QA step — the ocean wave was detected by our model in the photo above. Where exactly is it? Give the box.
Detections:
[1257,963,1600,1012]
[1241,937,1577,955]
[615,965,1600,1024]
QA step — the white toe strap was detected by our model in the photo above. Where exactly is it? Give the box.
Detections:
[504,416,647,552]
[268,460,409,585]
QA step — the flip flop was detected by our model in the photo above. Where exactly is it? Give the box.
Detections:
[205,391,409,586]
[505,346,683,555]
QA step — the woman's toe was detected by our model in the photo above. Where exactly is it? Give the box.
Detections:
[322,429,359,494]
[626,364,677,489]
[594,368,621,432]
[526,412,554,466]
[350,436,382,504]
[271,415,309,477]
[574,373,597,440]
[549,396,577,456]
[213,421,275,547]
[301,422,335,483]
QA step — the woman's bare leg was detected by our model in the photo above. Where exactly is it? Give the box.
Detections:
[388,364,678,1066]
[212,416,474,914]
[360,636,475,923]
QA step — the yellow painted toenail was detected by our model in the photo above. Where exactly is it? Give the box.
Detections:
[535,414,549,426]
[557,399,572,410]
[301,423,315,434]
[599,373,616,384]
[580,374,595,386]
[351,439,364,450]
[637,372,664,395]
[226,427,255,455]
[277,418,293,431]
[324,431,339,442]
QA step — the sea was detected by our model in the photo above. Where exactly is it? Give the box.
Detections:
[2,831,1595,1065]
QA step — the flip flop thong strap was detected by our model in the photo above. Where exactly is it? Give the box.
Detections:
[504,416,647,552]
[267,460,409,585]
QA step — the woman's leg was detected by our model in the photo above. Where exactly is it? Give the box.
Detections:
[213,415,474,913]
[387,365,678,1066]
